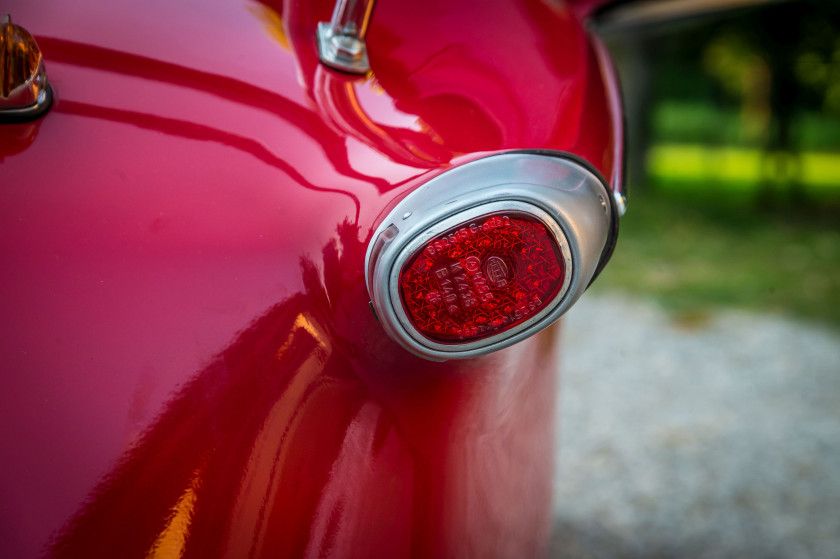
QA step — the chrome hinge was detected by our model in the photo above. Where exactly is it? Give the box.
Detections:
[317,0,376,74]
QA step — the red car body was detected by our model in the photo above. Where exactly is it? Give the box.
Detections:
[0,0,622,556]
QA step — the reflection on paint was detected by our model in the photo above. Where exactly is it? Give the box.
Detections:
[276,313,327,360]
[37,219,557,558]
[0,119,41,160]
[147,467,203,559]
[247,4,291,51]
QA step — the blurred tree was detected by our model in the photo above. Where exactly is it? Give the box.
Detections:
[604,0,840,205]
[708,1,840,205]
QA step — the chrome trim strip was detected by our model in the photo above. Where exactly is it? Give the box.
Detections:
[614,190,628,216]
[591,33,627,216]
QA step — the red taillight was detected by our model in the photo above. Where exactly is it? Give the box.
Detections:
[398,212,565,343]
[365,152,617,360]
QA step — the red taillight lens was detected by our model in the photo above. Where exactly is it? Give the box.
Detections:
[399,212,565,343]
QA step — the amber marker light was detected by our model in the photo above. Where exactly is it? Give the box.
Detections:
[0,14,52,122]
[366,151,618,360]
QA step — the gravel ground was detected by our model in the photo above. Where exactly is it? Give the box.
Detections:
[551,293,840,559]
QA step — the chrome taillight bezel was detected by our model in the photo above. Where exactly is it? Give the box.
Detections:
[365,151,616,360]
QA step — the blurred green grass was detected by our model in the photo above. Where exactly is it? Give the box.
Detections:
[594,173,840,328]
[649,145,840,193]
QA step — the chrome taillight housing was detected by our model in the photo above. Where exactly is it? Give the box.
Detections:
[365,151,617,360]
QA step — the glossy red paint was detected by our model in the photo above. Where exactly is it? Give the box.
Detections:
[0,0,619,557]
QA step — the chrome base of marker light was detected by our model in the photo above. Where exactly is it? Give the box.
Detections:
[365,151,616,361]
[0,84,52,123]
[1,14,53,123]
